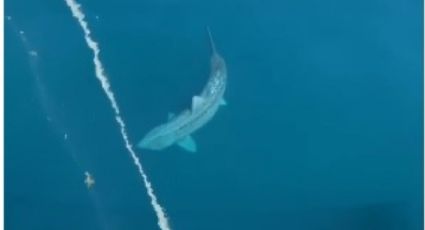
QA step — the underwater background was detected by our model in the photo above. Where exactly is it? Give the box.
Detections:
[5,0,423,229]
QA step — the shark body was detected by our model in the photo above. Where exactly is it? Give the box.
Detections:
[137,28,227,152]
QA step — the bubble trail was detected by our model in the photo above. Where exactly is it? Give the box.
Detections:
[64,1,171,229]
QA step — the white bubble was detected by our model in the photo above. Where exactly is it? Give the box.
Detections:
[65,0,170,229]
[6,16,12,20]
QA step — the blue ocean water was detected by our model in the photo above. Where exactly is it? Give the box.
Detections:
[5,0,423,229]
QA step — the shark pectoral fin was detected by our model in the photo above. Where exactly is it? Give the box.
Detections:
[220,98,227,106]
[167,112,175,120]
[192,96,205,111]
[177,135,197,152]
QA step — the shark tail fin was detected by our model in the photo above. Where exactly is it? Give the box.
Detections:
[207,26,217,54]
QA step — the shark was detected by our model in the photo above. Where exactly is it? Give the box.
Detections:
[137,27,227,152]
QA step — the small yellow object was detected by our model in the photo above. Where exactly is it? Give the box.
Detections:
[84,171,95,189]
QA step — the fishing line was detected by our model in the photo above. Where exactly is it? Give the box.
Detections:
[6,16,111,230]
[64,1,171,229]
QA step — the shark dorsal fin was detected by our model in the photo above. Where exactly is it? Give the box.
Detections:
[192,96,205,111]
